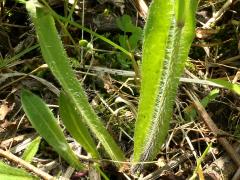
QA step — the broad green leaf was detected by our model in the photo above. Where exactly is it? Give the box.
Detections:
[117,15,143,51]
[26,0,125,164]
[22,136,41,162]
[209,79,240,95]
[129,28,142,50]
[21,89,83,170]
[116,15,136,33]
[59,91,100,159]
[0,161,38,180]
[133,0,198,168]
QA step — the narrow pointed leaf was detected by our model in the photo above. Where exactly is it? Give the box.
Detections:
[134,0,198,165]
[22,136,41,162]
[209,79,240,95]
[59,91,100,159]
[21,89,83,170]
[26,0,125,164]
[0,161,38,180]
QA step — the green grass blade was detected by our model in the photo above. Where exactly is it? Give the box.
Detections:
[26,0,125,164]
[59,91,100,159]
[0,44,39,69]
[209,79,240,95]
[133,0,198,166]
[0,161,38,180]
[189,142,212,180]
[21,89,83,170]
[22,136,41,162]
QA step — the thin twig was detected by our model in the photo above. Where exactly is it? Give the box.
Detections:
[203,0,235,28]
[129,0,148,19]
[0,148,54,180]
[184,89,240,167]
[76,65,226,87]
[220,54,240,65]
[142,153,193,180]
[204,142,240,179]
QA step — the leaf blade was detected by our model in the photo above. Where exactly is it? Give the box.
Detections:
[59,91,100,159]
[21,89,83,170]
[133,0,198,166]
[22,136,41,162]
[209,79,240,95]
[0,161,38,180]
[26,1,125,164]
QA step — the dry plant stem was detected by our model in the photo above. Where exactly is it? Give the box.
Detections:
[0,64,48,91]
[185,89,240,167]
[233,70,240,83]
[141,153,193,180]
[232,167,240,180]
[0,71,59,95]
[76,65,224,87]
[203,0,235,28]
[130,0,148,19]
[220,54,240,64]
[0,148,54,180]
[0,133,36,148]
[204,142,240,179]
[61,166,75,179]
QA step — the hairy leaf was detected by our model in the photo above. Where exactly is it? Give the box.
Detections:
[21,89,83,170]
[59,91,100,159]
[133,0,198,169]
[26,0,125,164]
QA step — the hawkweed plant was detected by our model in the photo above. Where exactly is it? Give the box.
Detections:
[20,0,198,175]
[133,0,198,171]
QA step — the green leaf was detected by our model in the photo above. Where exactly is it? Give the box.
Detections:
[133,0,198,168]
[22,136,41,162]
[209,79,240,95]
[116,15,136,33]
[190,142,212,180]
[59,91,100,159]
[119,35,128,50]
[184,89,219,121]
[0,161,38,180]
[26,0,125,165]
[117,15,143,51]
[0,44,39,70]
[21,89,83,170]
[41,0,131,57]
[129,27,142,50]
